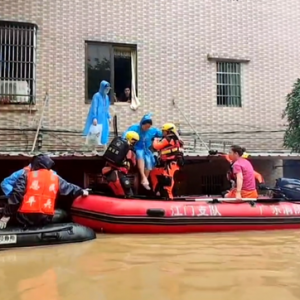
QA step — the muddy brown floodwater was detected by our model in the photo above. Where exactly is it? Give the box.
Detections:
[1,231,300,300]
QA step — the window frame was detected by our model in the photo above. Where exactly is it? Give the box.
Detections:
[84,41,137,105]
[0,20,38,105]
[216,61,242,108]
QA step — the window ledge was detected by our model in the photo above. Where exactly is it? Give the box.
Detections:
[0,105,38,112]
[217,105,243,108]
[207,53,250,63]
[114,102,130,106]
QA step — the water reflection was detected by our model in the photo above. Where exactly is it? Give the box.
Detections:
[0,232,300,300]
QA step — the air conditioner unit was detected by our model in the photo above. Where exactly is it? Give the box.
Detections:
[0,80,30,103]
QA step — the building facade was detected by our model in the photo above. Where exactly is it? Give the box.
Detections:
[1,0,300,187]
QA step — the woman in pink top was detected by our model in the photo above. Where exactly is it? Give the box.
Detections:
[225,145,258,200]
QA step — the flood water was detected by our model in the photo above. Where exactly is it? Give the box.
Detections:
[1,231,300,300]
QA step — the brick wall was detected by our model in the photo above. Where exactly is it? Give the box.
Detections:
[1,0,300,151]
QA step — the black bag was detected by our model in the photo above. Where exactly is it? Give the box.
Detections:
[103,137,130,166]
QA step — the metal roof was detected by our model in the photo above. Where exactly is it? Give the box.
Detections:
[0,151,298,160]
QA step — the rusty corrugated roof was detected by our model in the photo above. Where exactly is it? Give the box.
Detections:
[0,151,104,158]
[0,151,299,159]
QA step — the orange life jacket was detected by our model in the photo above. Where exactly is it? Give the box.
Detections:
[158,138,184,162]
[18,169,59,215]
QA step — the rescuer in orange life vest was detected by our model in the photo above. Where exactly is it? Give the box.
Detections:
[101,131,140,198]
[1,164,59,197]
[150,123,184,200]
[0,154,89,229]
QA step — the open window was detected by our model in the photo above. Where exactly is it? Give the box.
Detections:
[85,42,137,105]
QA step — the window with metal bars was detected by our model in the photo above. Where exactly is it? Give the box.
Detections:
[216,62,241,107]
[0,21,37,104]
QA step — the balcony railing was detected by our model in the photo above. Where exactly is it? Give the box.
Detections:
[0,127,287,156]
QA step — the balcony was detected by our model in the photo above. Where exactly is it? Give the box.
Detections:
[0,126,289,159]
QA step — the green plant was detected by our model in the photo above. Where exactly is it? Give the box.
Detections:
[283,78,300,152]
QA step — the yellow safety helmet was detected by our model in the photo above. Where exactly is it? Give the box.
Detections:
[125,131,140,144]
[161,123,177,133]
[242,152,250,158]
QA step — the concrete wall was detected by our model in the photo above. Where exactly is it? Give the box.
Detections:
[251,159,283,186]
[1,0,300,151]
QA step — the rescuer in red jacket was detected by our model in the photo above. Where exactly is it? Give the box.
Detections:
[0,154,88,229]
[150,123,184,200]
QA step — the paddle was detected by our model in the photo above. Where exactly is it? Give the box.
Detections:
[184,186,291,203]
[193,198,268,202]
[191,185,291,202]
